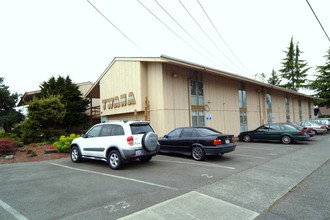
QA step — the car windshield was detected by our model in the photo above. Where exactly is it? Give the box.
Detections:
[197,128,222,136]
[309,121,322,126]
[281,124,298,131]
[130,123,154,134]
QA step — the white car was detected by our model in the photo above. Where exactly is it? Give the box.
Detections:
[70,121,159,169]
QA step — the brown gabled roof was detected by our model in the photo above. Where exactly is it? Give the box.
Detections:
[17,81,94,106]
[85,55,315,100]
[319,107,330,115]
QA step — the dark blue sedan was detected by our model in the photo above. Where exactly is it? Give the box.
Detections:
[158,127,236,161]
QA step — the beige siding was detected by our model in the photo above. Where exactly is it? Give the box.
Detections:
[98,58,315,137]
[77,82,93,96]
[146,62,167,134]
[100,61,143,116]
[154,65,191,135]
[104,112,145,121]
[204,75,240,135]
[271,90,286,123]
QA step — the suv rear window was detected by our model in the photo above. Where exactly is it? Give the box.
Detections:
[130,123,154,135]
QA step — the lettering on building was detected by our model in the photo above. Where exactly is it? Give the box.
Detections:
[102,92,136,110]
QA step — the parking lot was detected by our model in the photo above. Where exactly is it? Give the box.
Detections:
[1,133,330,220]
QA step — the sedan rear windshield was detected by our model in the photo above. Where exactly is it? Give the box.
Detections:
[198,128,222,136]
[130,124,154,134]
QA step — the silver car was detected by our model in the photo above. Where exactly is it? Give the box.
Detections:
[310,119,330,130]
[296,121,327,135]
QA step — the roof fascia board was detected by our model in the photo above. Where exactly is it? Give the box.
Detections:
[160,55,314,99]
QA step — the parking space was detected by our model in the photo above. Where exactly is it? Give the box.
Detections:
[0,133,328,220]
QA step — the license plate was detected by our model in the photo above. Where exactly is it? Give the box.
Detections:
[136,150,143,156]
[225,139,230,144]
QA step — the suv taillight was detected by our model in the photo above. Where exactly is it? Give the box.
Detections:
[127,136,134,146]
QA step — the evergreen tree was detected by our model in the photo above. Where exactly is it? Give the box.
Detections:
[267,69,282,86]
[309,48,330,107]
[21,96,66,143]
[0,77,24,132]
[279,37,310,91]
[293,43,310,88]
[39,75,89,132]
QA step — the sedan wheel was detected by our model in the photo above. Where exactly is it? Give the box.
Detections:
[191,146,206,161]
[281,135,291,144]
[70,146,81,163]
[243,134,251,142]
[108,150,122,170]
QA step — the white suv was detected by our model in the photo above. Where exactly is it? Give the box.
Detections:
[70,121,159,170]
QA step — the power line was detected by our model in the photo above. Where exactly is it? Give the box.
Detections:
[196,0,252,74]
[87,0,146,53]
[178,0,242,73]
[137,0,220,67]
[153,0,231,69]
[305,0,330,43]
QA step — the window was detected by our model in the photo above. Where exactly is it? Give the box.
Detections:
[285,96,290,122]
[266,92,272,124]
[198,128,221,136]
[111,125,124,136]
[87,125,102,138]
[190,81,197,105]
[238,82,248,132]
[190,79,205,126]
[167,128,182,138]
[100,125,112,136]
[269,124,280,130]
[130,124,154,135]
[181,128,193,137]
[298,97,303,121]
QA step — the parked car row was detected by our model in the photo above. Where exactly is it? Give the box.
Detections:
[70,119,328,170]
[238,119,329,145]
[296,121,327,135]
[70,121,236,170]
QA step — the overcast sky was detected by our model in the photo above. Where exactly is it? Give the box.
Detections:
[1,0,329,96]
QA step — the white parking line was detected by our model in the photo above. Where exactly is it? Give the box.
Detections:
[50,163,177,191]
[154,159,235,170]
[0,199,29,220]
[232,153,266,160]
[239,145,289,152]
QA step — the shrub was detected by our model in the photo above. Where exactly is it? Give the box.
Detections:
[0,132,23,147]
[53,134,80,153]
[0,138,17,154]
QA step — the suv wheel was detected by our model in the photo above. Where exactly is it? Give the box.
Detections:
[108,150,122,170]
[70,146,82,163]
[142,132,158,152]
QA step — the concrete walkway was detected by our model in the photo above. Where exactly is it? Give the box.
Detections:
[119,136,330,220]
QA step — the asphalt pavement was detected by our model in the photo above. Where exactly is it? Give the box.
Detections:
[1,133,329,220]
[120,134,330,220]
